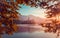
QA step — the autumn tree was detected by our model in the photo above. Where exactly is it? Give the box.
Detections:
[0,0,20,37]
[44,0,60,38]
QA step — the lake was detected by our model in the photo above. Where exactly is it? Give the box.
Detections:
[2,24,60,38]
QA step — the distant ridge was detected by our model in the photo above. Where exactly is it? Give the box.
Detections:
[14,15,52,24]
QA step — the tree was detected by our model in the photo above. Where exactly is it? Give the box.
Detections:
[44,0,60,38]
[0,0,20,37]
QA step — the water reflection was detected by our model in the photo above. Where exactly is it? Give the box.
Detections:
[2,24,59,38]
[18,24,43,32]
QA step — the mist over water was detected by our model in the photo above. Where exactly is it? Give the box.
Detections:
[2,24,59,38]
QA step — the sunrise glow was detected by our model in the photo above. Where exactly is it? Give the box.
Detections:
[32,8,47,18]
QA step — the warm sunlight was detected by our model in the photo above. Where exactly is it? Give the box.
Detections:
[51,14,60,21]
[32,8,47,18]
[19,5,47,18]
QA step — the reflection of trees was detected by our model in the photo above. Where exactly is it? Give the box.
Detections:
[18,26,40,33]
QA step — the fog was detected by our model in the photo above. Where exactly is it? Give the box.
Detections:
[2,24,60,38]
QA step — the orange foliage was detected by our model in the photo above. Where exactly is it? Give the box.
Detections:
[0,0,19,35]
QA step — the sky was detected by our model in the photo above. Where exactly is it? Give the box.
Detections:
[17,4,47,18]
[17,1,58,18]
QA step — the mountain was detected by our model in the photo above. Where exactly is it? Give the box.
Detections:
[14,15,52,24]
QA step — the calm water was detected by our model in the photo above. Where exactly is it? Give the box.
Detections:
[2,24,59,38]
